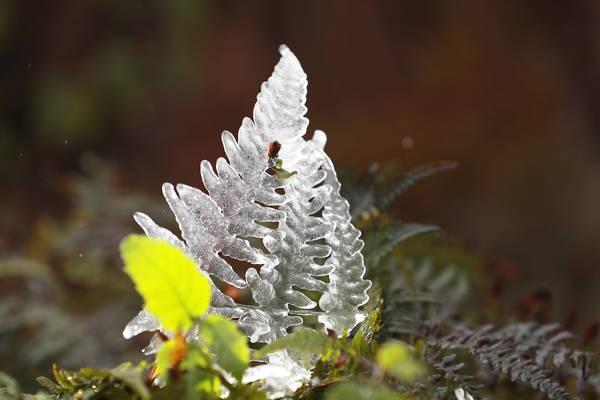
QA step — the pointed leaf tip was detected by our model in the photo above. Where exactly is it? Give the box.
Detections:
[312,130,328,150]
[278,44,290,54]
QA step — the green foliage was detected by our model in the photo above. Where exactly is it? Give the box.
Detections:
[376,341,425,382]
[153,339,225,399]
[120,236,251,394]
[362,221,439,271]
[198,315,250,380]
[183,367,220,400]
[350,299,382,357]
[324,381,406,400]
[0,157,166,389]
[4,160,600,400]
[427,323,594,400]
[24,237,255,400]
[35,363,150,400]
[120,234,211,332]
[110,364,152,400]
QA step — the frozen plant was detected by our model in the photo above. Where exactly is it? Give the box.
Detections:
[123,45,371,395]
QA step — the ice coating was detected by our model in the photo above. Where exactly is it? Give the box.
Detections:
[123,309,160,340]
[242,351,312,398]
[315,131,372,334]
[123,45,371,396]
[243,134,335,342]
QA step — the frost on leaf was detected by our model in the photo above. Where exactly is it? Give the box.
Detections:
[124,45,370,362]
[242,350,312,398]
[314,131,371,334]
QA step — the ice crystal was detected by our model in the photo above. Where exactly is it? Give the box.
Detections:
[454,388,475,400]
[314,131,371,334]
[124,45,370,350]
[242,351,313,398]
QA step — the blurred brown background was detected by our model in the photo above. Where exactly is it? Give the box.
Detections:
[2,0,600,374]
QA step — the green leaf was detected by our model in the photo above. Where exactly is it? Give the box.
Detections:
[35,376,61,395]
[376,341,426,382]
[38,365,147,399]
[184,368,221,400]
[110,363,151,400]
[180,345,212,370]
[198,315,249,380]
[325,381,405,400]
[120,234,211,331]
[351,299,382,357]
[51,364,74,390]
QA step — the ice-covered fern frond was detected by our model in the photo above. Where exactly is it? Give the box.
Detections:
[124,45,371,348]
[314,134,371,333]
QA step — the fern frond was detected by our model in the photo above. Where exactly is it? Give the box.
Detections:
[125,46,371,348]
[381,259,470,340]
[362,221,438,272]
[424,349,484,400]
[429,323,594,400]
[317,142,372,335]
[375,161,458,214]
[342,161,456,221]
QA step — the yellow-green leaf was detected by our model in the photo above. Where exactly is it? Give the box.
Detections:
[199,315,249,380]
[120,234,211,332]
[376,341,426,382]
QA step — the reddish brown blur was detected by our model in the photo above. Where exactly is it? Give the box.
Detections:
[2,1,600,323]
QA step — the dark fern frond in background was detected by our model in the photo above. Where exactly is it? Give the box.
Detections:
[427,323,595,400]
[341,161,457,222]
